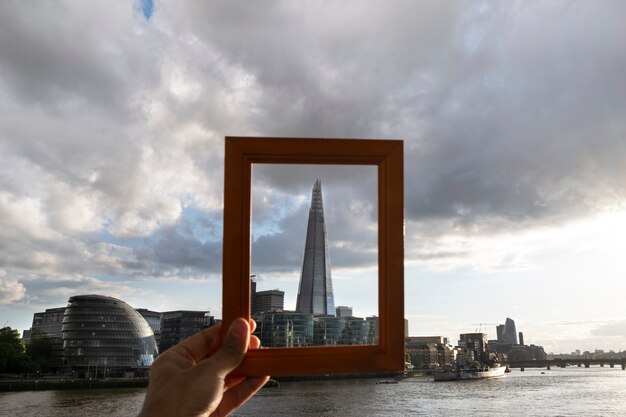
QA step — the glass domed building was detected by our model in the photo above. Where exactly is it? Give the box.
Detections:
[62,295,157,377]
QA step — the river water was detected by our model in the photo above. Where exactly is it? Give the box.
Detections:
[1,367,625,416]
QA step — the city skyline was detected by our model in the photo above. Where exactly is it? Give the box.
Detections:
[1,1,626,354]
[20,298,624,356]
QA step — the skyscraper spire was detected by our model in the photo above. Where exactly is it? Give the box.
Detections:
[296,179,335,316]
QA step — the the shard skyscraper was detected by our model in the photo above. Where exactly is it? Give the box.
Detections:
[296,180,335,316]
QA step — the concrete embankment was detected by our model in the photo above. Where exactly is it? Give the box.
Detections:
[1,370,430,392]
[0,377,149,392]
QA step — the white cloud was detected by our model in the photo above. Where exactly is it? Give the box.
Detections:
[0,270,26,305]
[0,281,25,304]
[0,191,56,242]
[0,268,26,305]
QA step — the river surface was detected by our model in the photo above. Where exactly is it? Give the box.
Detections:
[1,367,625,416]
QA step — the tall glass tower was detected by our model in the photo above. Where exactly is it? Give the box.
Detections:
[501,317,518,345]
[296,180,335,316]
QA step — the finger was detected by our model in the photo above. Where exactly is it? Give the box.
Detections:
[211,376,270,417]
[218,336,260,388]
[201,318,249,377]
[166,323,223,364]
[249,335,261,350]
[249,318,257,333]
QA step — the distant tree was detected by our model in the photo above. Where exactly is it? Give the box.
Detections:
[27,330,55,372]
[0,326,32,373]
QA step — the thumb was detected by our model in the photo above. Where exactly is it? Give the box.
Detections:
[206,318,249,377]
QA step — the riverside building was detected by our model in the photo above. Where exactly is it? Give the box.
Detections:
[405,336,455,369]
[159,310,215,352]
[253,312,378,347]
[23,296,220,375]
[62,295,157,378]
[22,307,67,368]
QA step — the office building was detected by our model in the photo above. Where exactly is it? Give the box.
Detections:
[250,279,257,314]
[254,312,314,347]
[23,306,67,367]
[159,310,215,352]
[253,289,284,314]
[458,333,489,363]
[497,317,518,345]
[405,336,454,369]
[507,344,547,361]
[496,324,504,341]
[335,306,353,317]
[365,316,379,344]
[137,308,162,349]
[254,312,378,347]
[296,180,335,316]
[62,295,157,377]
[316,315,378,346]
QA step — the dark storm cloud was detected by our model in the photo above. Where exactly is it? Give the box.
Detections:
[143,225,222,273]
[232,1,625,242]
[403,1,626,233]
[0,2,158,113]
[173,1,463,139]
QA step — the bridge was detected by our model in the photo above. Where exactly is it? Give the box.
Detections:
[509,358,626,370]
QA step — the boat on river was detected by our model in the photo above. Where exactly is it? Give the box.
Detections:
[432,364,506,381]
[432,332,507,381]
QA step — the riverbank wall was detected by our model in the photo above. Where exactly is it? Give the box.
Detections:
[1,370,429,392]
[0,377,149,392]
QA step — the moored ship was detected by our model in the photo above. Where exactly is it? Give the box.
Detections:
[432,332,506,382]
[432,364,506,381]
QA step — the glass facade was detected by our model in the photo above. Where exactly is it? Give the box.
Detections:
[62,295,157,377]
[501,317,518,345]
[252,290,284,314]
[254,313,378,347]
[254,312,314,347]
[136,308,162,349]
[296,180,336,316]
[314,316,347,345]
[159,310,214,353]
[26,307,67,366]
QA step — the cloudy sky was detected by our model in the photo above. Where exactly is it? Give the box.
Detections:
[1,1,625,354]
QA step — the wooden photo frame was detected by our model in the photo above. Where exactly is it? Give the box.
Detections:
[222,136,404,376]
